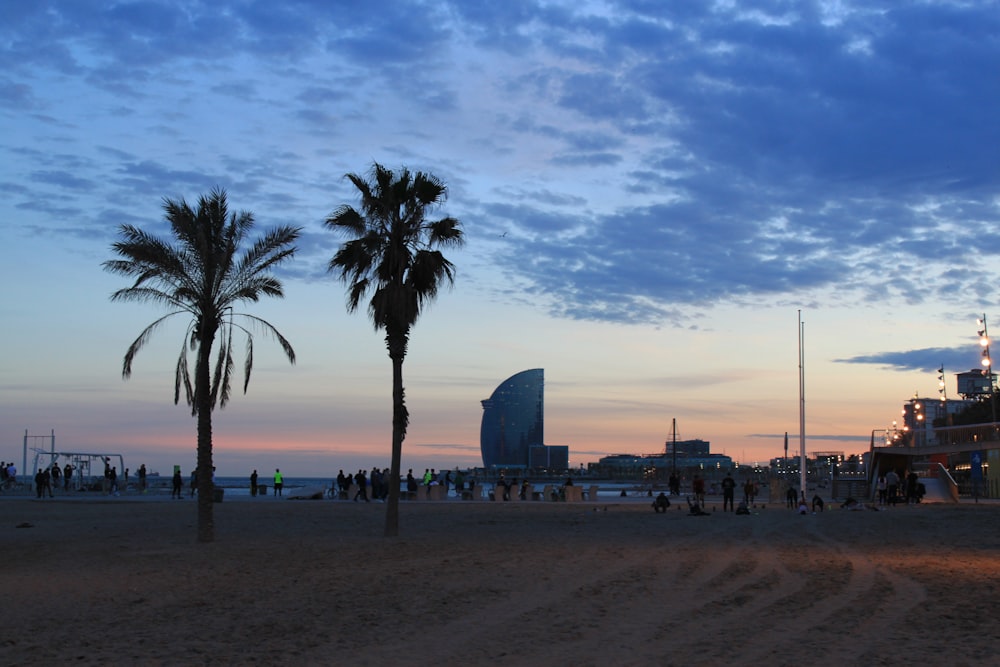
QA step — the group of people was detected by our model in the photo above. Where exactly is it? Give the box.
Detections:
[875,469,924,506]
[1,461,19,491]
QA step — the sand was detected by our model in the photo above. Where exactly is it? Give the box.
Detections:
[2,496,998,666]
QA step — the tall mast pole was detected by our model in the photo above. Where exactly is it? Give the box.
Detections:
[798,310,807,497]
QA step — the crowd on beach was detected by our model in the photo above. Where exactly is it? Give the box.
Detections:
[6,455,936,516]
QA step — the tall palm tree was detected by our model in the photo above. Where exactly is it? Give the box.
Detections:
[104,188,300,543]
[326,162,464,537]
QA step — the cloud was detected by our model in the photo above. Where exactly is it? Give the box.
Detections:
[835,346,984,373]
[2,0,998,331]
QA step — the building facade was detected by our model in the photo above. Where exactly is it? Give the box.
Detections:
[480,368,545,469]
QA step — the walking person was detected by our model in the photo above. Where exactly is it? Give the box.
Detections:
[171,469,183,499]
[250,469,258,497]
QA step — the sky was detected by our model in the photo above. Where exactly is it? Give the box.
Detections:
[2,0,998,478]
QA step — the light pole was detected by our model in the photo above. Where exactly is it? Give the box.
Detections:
[977,315,997,425]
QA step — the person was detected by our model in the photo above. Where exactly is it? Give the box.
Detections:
[798,492,809,515]
[35,469,47,499]
[519,478,529,501]
[743,479,756,506]
[51,462,61,491]
[721,473,736,512]
[692,475,705,507]
[171,469,183,499]
[496,473,509,501]
[250,469,258,497]
[138,464,147,493]
[652,492,670,513]
[735,500,751,515]
[811,494,825,513]
[906,471,920,504]
[273,468,283,497]
[876,475,887,505]
[406,469,418,498]
[353,469,368,502]
[190,469,198,497]
[668,471,680,496]
[686,495,708,516]
[885,469,900,506]
[785,486,797,508]
[63,463,73,491]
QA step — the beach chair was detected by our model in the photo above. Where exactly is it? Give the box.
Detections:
[541,485,554,501]
[586,485,599,501]
[564,485,583,502]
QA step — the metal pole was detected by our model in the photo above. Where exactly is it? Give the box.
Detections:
[799,311,807,498]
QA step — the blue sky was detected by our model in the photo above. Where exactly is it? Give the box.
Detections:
[1,0,997,477]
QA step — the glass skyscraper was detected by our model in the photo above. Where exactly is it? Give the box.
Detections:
[480,368,544,469]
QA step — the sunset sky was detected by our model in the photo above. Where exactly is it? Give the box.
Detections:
[2,1,998,478]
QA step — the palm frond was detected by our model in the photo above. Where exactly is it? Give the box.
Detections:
[174,341,194,412]
[122,312,184,378]
[239,314,296,365]
[242,331,254,395]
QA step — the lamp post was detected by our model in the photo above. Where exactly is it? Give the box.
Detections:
[977,315,997,425]
[912,394,925,447]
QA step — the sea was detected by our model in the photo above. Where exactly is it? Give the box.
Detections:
[139,475,650,500]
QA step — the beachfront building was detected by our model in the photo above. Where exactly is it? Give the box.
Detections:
[481,368,568,471]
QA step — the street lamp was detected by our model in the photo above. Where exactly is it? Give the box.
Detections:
[977,315,997,425]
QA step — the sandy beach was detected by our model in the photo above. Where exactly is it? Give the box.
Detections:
[2,495,998,666]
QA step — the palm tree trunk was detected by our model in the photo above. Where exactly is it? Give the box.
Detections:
[384,341,406,538]
[196,330,216,543]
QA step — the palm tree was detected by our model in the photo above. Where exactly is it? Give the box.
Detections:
[326,162,464,537]
[104,188,300,543]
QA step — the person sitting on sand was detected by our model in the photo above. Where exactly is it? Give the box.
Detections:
[841,497,879,511]
[735,500,751,515]
[652,492,670,513]
[686,495,708,516]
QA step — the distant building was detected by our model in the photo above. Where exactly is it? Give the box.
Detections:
[591,439,733,479]
[664,439,710,457]
[480,369,567,470]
